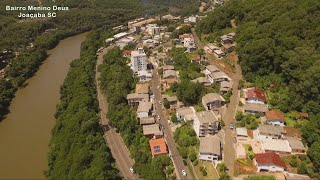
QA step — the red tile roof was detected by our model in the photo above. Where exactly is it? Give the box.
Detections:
[122,50,132,56]
[255,152,287,169]
[149,138,168,156]
[191,55,201,61]
[266,110,286,123]
[246,87,267,102]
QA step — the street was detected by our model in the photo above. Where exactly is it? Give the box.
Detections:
[95,47,139,180]
[151,69,191,180]
[221,55,243,177]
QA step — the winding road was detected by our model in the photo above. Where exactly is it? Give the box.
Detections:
[95,46,139,180]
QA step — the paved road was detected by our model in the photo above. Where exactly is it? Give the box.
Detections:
[151,69,191,180]
[221,55,242,177]
[95,46,139,180]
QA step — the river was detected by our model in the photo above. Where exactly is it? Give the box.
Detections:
[0,32,88,179]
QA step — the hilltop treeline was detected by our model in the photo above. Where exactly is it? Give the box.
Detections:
[197,0,320,115]
[196,0,320,178]
[99,47,174,180]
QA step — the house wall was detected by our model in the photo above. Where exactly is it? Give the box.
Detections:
[192,117,201,137]
[199,153,219,161]
[267,120,285,127]
[256,165,284,172]
[246,98,265,104]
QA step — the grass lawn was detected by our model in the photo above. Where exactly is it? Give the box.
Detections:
[243,144,254,159]
[244,175,276,180]
[194,161,219,180]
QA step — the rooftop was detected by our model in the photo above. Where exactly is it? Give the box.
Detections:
[163,70,176,78]
[195,111,219,124]
[261,139,292,153]
[149,138,168,156]
[140,117,155,125]
[137,101,152,113]
[236,127,248,137]
[127,93,149,100]
[206,65,220,73]
[244,87,267,102]
[163,65,175,71]
[162,94,178,102]
[243,103,268,113]
[202,93,225,104]
[255,152,286,169]
[199,136,221,155]
[192,77,211,85]
[176,107,195,117]
[209,71,230,80]
[266,110,286,122]
[143,124,163,136]
[258,124,285,136]
[135,83,149,94]
[286,136,305,151]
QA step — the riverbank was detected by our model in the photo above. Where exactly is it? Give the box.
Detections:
[0,32,88,179]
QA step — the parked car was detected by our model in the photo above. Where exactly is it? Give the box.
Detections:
[229,123,234,130]
[182,170,187,176]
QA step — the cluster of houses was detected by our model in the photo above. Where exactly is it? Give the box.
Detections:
[178,33,197,53]
[235,86,307,173]
[203,32,236,59]
[126,83,168,158]
[192,64,233,93]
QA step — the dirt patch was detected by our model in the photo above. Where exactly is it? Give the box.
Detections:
[284,127,302,138]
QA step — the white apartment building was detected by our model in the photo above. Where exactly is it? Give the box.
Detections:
[193,111,220,137]
[131,48,148,75]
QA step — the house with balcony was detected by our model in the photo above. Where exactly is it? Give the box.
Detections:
[202,93,226,110]
[193,111,220,137]
[199,135,222,161]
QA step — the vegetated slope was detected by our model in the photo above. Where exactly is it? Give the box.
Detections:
[47,30,121,180]
[197,0,320,178]
[197,0,320,114]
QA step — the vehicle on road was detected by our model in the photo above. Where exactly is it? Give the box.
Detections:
[230,123,234,130]
[159,100,162,104]
[130,167,134,173]
[182,170,187,176]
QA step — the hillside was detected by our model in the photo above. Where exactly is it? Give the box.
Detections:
[197,0,320,115]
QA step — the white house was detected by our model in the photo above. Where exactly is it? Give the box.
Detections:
[137,101,153,119]
[207,71,230,83]
[193,111,220,137]
[199,136,222,161]
[254,152,287,172]
[256,125,285,140]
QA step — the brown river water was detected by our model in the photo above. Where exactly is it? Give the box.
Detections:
[0,32,88,179]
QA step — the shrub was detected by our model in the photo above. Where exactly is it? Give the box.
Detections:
[248,146,252,151]
[200,166,207,176]
[290,159,298,167]
[193,159,199,166]
[248,154,254,160]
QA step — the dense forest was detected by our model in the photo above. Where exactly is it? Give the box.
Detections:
[99,47,175,180]
[196,0,320,178]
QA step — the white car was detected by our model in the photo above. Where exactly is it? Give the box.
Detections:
[130,167,134,173]
[159,100,162,104]
[182,170,187,176]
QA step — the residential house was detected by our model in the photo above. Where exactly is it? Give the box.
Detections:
[220,81,233,92]
[137,101,153,119]
[135,83,149,94]
[213,49,225,58]
[140,117,156,125]
[202,93,226,110]
[149,138,168,157]
[162,65,175,71]
[256,124,285,140]
[122,50,132,57]
[162,94,178,109]
[243,87,267,104]
[193,111,220,137]
[207,71,230,83]
[222,43,235,53]
[243,103,268,115]
[127,93,149,106]
[191,55,201,64]
[204,64,221,75]
[199,136,222,161]
[115,36,135,50]
[163,70,177,79]
[183,37,195,47]
[204,44,220,54]
[265,110,286,126]
[261,139,292,154]
[137,70,152,82]
[254,152,287,172]
[286,136,305,153]
[143,124,163,138]
[236,127,250,142]
[113,32,129,40]
[146,24,160,35]
[192,77,211,87]
[176,107,195,121]
[220,32,235,45]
